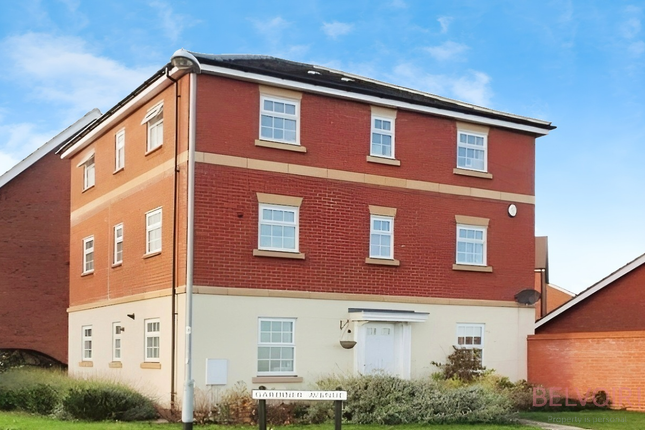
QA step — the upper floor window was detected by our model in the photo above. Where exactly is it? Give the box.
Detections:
[370,215,394,259]
[83,236,94,274]
[456,323,484,365]
[457,131,487,172]
[83,157,95,190]
[145,319,160,362]
[456,225,486,266]
[258,204,299,253]
[82,325,93,361]
[146,208,162,254]
[371,116,395,159]
[141,103,163,153]
[115,129,125,171]
[114,223,123,265]
[260,96,299,145]
[258,318,295,375]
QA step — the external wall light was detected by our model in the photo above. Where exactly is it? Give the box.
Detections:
[170,49,202,74]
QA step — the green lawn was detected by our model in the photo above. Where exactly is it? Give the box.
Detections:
[0,412,543,430]
[521,410,645,429]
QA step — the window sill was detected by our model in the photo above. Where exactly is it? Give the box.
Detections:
[143,251,162,260]
[82,185,95,193]
[365,257,400,266]
[145,145,163,156]
[109,361,122,368]
[452,264,493,273]
[112,262,123,268]
[81,271,94,277]
[453,168,493,179]
[366,155,401,166]
[255,139,307,153]
[79,361,93,367]
[140,362,161,369]
[253,249,306,260]
[113,167,124,175]
[252,376,303,384]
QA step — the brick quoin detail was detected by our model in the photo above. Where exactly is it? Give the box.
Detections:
[528,332,645,411]
[193,164,534,301]
[0,153,70,363]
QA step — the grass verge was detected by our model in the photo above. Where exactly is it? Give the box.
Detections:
[521,410,645,429]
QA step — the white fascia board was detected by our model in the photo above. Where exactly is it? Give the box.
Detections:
[0,109,101,189]
[547,283,575,296]
[60,74,174,159]
[536,253,645,329]
[201,64,552,136]
[349,310,429,323]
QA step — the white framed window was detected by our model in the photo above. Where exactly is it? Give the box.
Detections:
[258,204,298,252]
[144,318,160,362]
[82,325,93,361]
[456,323,484,365]
[456,225,486,266]
[371,115,395,158]
[146,208,162,254]
[113,322,122,362]
[83,157,95,190]
[82,236,94,274]
[260,96,299,145]
[141,103,163,152]
[115,129,125,171]
[114,223,123,265]
[457,131,487,172]
[370,215,394,259]
[258,318,295,375]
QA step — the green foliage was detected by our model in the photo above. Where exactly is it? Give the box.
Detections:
[432,346,486,383]
[62,386,157,421]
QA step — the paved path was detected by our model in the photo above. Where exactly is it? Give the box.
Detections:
[519,419,590,429]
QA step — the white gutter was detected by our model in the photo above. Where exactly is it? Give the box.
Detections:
[200,64,553,136]
[0,109,101,187]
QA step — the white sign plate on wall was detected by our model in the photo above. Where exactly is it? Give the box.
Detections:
[252,390,347,401]
[205,359,228,385]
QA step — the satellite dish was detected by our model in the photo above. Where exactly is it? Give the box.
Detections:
[514,289,541,305]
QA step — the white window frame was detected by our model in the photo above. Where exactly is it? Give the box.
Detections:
[115,129,125,171]
[257,317,296,376]
[370,115,395,159]
[112,322,122,362]
[456,323,485,365]
[82,236,94,274]
[258,204,299,253]
[146,208,162,255]
[82,325,93,361]
[369,215,394,259]
[83,157,95,190]
[259,95,300,145]
[456,224,487,266]
[114,223,123,265]
[144,318,160,362]
[142,103,164,153]
[457,130,488,172]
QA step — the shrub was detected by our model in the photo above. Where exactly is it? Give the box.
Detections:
[18,384,60,415]
[432,346,486,383]
[215,382,257,425]
[0,387,18,411]
[62,385,157,421]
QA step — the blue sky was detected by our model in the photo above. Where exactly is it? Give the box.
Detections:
[1,0,643,294]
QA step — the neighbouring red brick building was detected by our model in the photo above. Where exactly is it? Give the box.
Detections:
[529,253,645,410]
[59,51,554,407]
[534,236,574,320]
[0,110,100,364]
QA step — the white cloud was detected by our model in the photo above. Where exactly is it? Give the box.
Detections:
[322,21,353,39]
[392,63,493,106]
[438,16,453,34]
[149,1,193,43]
[628,40,645,55]
[424,41,469,61]
[622,17,641,39]
[0,123,57,176]
[252,16,290,35]
[390,0,407,8]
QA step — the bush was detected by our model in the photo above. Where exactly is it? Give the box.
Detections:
[62,385,157,421]
[432,346,486,383]
[18,384,60,415]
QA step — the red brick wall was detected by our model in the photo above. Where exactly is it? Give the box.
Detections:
[193,165,535,301]
[528,331,645,411]
[0,153,70,363]
[538,264,645,333]
[195,75,536,197]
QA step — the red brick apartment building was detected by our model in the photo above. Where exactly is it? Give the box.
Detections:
[59,51,554,406]
[0,110,100,364]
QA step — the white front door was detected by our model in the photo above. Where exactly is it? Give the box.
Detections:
[363,322,396,374]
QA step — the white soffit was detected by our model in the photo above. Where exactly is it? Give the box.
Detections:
[0,109,101,189]
[349,308,429,323]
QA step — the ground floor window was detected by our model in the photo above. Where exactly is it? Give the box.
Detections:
[456,323,484,364]
[257,318,295,375]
